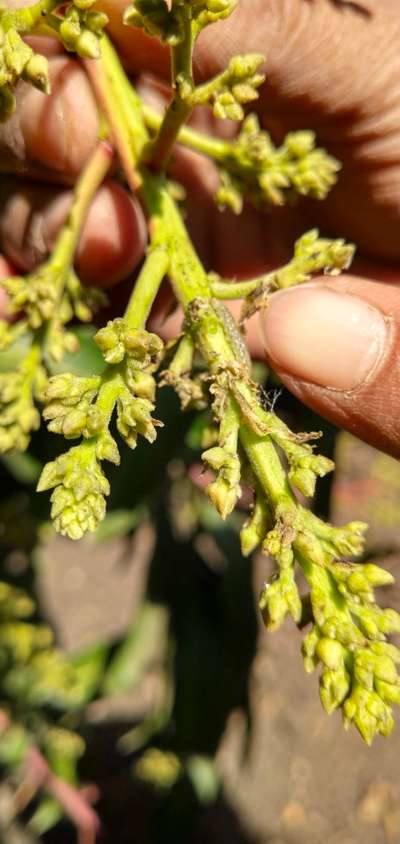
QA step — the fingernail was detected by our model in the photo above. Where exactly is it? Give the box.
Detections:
[262,286,388,390]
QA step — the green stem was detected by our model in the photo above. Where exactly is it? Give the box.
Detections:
[85,37,148,192]
[149,7,195,171]
[192,71,230,106]
[220,396,240,455]
[143,103,232,162]
[95,373,123,426]
[240,426,294,506]
[168,333,195,375]
[143,176,298,513]
[124,246,169,330]
[210,277,264,300]
[142,175,210,304]
[96,37,299,518]
[41,140,113,358]
[21,339,41,400]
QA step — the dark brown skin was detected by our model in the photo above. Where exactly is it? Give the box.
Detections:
[2,0,400,456]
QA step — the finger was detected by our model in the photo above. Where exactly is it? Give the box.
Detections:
[23,36,64,57]
[75,180,147,286]
[96,0,168,76]
[99,0,400,262]
[0,256,15,318]
[0,55,99,180]
[0,178,147,287]
[261,274,400,457]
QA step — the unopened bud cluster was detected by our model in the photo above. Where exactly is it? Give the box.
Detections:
[57,2,108,59]
[95,318,163,370]
[260,568,302,630]
[124,0,237,44]
[202,444,241,519]
[303,577,400,745]
[0,581,83,711]
[43,374,102,440]
[275,229,354,288]
[3,269,58,328]
[241,229,355,321]
[0,0,108,122]
[95,318,164,449]
[0,23,49,120]
[38,443,111,540]
[216,117,340,214]
[256,501,400,743]
[0,353,46,452]
[195,54,265,121]
[2,263,105,333]
[37,321,166,538]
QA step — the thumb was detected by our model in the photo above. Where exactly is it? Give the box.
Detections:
[261,276,400,458]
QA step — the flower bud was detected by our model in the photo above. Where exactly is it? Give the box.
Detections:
[289,465,316,498]
[262,527,281,558]
[346,571,371,596]
[74,0,96,8]
[377,608,400,635]
[363,563,394,587]
[357,614,379,639]
[316,638,344,671]
[240,496,269,557]
[302,627,320,659]
[95,322,121,351]
[373,655,398,685]
[85,407,104,436]
[20,406,40,433]
[76,30,101,59]
[207,478,238,520]
[61,409,87,438]
[59,17,80,50]
[375,679,400,706]
[319,668,349,713]
[202,446,227,472]
[286,131,315,158]
[295,531,327,567]
[37,460,60,493]
[86,11,108,32]
[23,54,50,93]
[329,522,367,557]
[96,433,120,465]
[354,661,373,690]
[228,54,263,80]
[232,83,258,104]
[371,641,400,662]
[260,581,288,630]
[214,97,242,121]
[206,0,236,13]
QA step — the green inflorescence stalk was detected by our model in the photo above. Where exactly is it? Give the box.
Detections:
[0,0,399,746]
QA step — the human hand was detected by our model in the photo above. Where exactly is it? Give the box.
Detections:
[2,0,400,455]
